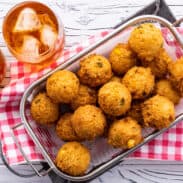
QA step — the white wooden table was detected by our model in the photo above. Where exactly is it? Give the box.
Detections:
[1,0,183,182]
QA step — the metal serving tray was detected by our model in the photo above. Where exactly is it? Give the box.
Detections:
[18,15,183,182]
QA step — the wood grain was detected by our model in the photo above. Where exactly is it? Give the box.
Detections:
[1,0,183,182]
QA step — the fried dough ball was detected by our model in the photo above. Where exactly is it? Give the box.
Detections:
[155,79,181,104]
[109,75,121,83]
[98,82,132,116]
[70,84,97,110]
[55,142,90,176]
[71,105,107,140]
[122,66,155,99]
[129,23,163,62]
[127,101,144,124]
[46,70,79,103]
[108,117,142,149]
[109,43,136,75]
[56,113,79,141]
[142,95,175,130]
[31,92,59,125]
[168,57,183,96]
[141,48,172,78]
[78,54,112,87]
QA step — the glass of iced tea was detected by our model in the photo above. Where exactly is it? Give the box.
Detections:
[2,1,64,65]
[0,50,6,84]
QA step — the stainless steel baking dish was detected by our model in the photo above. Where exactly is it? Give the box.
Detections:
[18,15,183,182]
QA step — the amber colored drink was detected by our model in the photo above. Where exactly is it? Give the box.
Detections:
[3,1,64,68]
[0,50,6,84]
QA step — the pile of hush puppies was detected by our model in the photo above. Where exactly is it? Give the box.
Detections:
[30,23,183,176]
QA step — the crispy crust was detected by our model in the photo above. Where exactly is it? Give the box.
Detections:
[109,43,136,75]
[142,95,175,129]
[168,57,183,96]
[141,48,173,78]
[109,75,121,83]
[155,79,181,104]
[46,70,79,103]
[127,101,144,125]
[78,54,112,87]
[55,142,90,176]
[70,85,97,110]
[108,117,142,149]
[56,113,80,141]
[122,66,155,99]
[98,81,132,116]
[31,92,59,125]
[71,105,107,140]
[129,23,163,62]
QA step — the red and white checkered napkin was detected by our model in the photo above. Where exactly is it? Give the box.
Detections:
[1,28,183,165]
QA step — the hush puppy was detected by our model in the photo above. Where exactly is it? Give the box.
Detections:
[141,48,172,78]
[109,43,136,75]
[155,79,181,104]
[31,92,59,125]
[142,95,175,130]
[71,105,107,140]
[55,142,90,176]
[78,54,112,87]
[129,23,163,62]
[168,57,183,96]
[122,66,155,99]
[108,117,142,149]
[109,75,121,83]
[46,70,79,103]
[70,84,97,110]
[98,81,132,116]
[56,113,79,141]
[127,101,144,125]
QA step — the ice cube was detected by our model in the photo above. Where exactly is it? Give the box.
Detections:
[38,13,56,29]
[13,8,41,33]
[40,24,57,48]
[19,35,40,57]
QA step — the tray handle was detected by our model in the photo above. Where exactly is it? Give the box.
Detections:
[1,123,53,177]
[173,18,183,27]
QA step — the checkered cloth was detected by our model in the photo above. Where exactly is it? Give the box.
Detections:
[1,28,183,165]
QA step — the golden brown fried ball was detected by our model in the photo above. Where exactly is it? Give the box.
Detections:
[31,92,59,125]
[129,23,163,62]
[70,84,97,110]
[78,54,112,87]
[109,75,121,83]
[127,102,144,124]
[71,105,107,140]
[141,48,172,78]
[142,95,175,130]
[108,117,142,149]
[155,79,181,104]
[56,113,79,141]
[46,70,79,103]
[109,43,136,75]
[55,142,90,176]
[122,66,155,99]
[98,81,132,116]
[168,57,183,96]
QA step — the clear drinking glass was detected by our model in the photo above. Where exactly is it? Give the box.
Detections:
[2,1,65,65]
[0,50,6,84]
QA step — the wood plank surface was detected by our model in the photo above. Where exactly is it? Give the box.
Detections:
[1,0,183,182]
